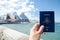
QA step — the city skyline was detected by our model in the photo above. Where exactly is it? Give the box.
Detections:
[0,0,60,22]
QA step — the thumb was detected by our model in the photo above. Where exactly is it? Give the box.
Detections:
[37,25,44,34]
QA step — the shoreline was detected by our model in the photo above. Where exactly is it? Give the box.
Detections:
[0,26,29,40]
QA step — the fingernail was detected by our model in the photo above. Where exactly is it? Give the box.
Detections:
[41,25,44,28]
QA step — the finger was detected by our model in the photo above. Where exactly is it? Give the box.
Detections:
[31,23,40,31]
[38,25,44,34]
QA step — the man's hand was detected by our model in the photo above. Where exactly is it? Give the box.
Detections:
[29,23,44,40]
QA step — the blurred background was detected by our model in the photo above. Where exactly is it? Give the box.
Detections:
[0,0,60,40]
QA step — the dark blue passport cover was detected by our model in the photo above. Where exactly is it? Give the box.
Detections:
[40,11,55,32]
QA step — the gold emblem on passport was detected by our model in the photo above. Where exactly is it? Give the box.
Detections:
[43,14,51,24]
[45,17,50,24]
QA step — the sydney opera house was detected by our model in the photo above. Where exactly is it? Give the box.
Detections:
[0,12,30,24]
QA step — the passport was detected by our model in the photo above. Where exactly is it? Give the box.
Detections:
[40,11,55,32]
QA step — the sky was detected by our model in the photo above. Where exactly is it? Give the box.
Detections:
[0,0,60,22]
[33,0,60,22]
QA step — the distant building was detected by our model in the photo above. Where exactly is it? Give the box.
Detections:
[12,12,21,23]
[0,12,30,24]
[13,12,21,21]
[6,13,11,20]
[0,15,6,20]
[20,12,30,22]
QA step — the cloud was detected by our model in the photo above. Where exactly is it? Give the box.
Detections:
[0,0,38,20]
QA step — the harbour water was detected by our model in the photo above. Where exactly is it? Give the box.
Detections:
[0,22,60,40]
